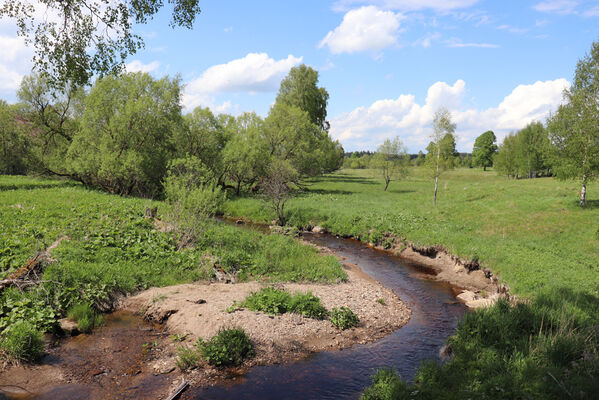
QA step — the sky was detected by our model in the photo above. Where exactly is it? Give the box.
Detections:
[1,0,598,153]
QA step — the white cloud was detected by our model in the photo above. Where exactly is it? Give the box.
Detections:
[583,6,599,17]
[319,6,402,54]
[496,24,529,34]
[333,0,478,12]
[533,1,578,15]
[329,79,569,152]
[125,60,160,73]
[182,53,302,110]
[0,35,33,98]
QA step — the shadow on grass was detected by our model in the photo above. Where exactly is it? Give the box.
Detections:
[582,199,599,209]
[310,174,378,185]
[0,181,79,192]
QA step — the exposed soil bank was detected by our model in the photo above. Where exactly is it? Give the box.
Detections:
[123,262,411,386]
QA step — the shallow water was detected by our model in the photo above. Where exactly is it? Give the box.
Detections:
[184,232,467,400]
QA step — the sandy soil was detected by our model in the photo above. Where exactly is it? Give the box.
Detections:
[122,262,411,385]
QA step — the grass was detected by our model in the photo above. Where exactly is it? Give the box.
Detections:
[199,327,254,367]
[0,175,344,356]
[225,167,599,297]
[67,304,103,333]
[0,320,45,362]
[234,287,329,320]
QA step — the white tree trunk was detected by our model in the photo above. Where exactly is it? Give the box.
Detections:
[580,180,587,207]
[434,176,438,206]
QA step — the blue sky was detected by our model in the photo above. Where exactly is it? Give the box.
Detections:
[1,0,599,152]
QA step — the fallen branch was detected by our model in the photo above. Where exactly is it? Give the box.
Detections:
[164,380,188,400]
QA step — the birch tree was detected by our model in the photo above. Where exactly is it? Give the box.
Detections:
[372,136,408,191]
[426,107,456,206]
[548,40,599,207]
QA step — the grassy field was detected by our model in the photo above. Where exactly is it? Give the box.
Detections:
[0,175,344,353]
[225,167,599,297]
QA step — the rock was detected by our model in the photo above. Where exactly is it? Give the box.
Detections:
[312,226,325,234]
[58,318,80,336]
[456,290,477,303]
[153,358,176,374]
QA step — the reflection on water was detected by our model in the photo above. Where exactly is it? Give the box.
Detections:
[186,232,467,400]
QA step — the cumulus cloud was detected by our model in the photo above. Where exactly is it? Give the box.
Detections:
[319,6,402,54]
[533,1,578,15]
[330,78,569,152]
[0,35,33,98]
[333,0,478,12]
[182,52,302,110]
[125,60,160,73]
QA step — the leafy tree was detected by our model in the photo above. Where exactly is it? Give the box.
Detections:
[17,73,84,177]
[426,107,456,205]
[67,72,182,196]
[0,101,30,174]
[372,136,408,191]
[1,0,201,87]
[472,130,497,171]
[518,122,550,178]
[223,112,268,195]
[261,159,298,226]
[275,64,330,131]
[412,150,425,166]
[494,133,521,178]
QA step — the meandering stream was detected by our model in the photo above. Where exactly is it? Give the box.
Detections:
[183,231,467,399]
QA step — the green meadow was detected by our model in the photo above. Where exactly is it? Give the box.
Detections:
[226,167,599,297]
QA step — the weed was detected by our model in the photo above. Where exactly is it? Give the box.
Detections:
[377,298,386,305]
[330,306,359,330]
[238,288,328,319]
[175,345,200,371]
[67,304,103,333]
[360,368,407,400]
[0,321,44,362]
[170,333,188,342]
[152,294,167,303]
[199,327,254,367]
[289,292,328,320]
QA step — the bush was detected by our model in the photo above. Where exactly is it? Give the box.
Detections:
[330,306,359,330]
[67,303,103,333]
[199,327,254,367]
[175,345,200,371]
[241,287,292,314]
[289,292,328,320]
[0,321,44,362]
[361,368,408,400]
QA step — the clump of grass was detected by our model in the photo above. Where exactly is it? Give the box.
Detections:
[330,306,359,330]
[377,298,386,305]
[360,367,406,400]
[67,304,103,333]
[199,327,254,367]
[0,321,44,362]
[236,287,328,320]
[176,345,201,371]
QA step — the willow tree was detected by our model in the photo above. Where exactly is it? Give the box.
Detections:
[548,40,599,207]
[426,107,456,206]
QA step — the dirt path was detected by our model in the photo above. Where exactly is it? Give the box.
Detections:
[123,262,411,386]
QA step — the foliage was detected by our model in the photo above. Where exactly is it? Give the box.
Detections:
[495,122,552,179]
[261,159,298,226]
[238,287,328,319]
[0,0,201,87]
[276,64,330,131]
[361,290,599,399]
[548,39,599,207]
[164,156,225,247]
[199,327,254,367]
[329,306,359,330]
[67,303,103,333]
[68,72,182,197]
[425,107,456,205]
[0,100,30,174]
[0,292,57,335]
[0,320,44,362]
[360,368,408,400]
[176,344,201,371]
[372,137,409,191]
[472,130,497,171]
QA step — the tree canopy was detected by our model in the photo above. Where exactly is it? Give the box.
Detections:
[1,0,201,87]
[373,137,408,191]
[426,107,456,205]
[472,130,497,171]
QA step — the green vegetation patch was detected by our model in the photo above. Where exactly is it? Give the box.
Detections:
[0,320,44,362]
[199,327,254,367]
[235,287,328,320]
[329,306,359,330]
[67,304,103,333]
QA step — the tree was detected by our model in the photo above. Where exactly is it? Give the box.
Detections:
[67,72,182,196]
[426,107,456,205]
[548,40,599,207]
[1,0,201,88]
[494,133,520,178]
[518,122,550,178]
[472,131,497,171]
[0,101,30,175]
[261,159,298,226]
[275,64,330,131]
[372,136,408,191]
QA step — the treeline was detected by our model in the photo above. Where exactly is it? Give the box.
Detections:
[494,122,552,179]
[0,65,343,198]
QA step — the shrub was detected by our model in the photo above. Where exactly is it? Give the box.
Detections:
[199,327,254,367]
[67,303,103,333]
[0,321,44,362]
[175,345,200,371]
[361,368,408,400]
[330,306,359,330]
[242,287,292,314]
[289,292,328,320]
